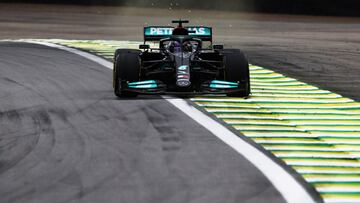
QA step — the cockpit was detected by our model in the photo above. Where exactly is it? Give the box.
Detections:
[161,38,201,54]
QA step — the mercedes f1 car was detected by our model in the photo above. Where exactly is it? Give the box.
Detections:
[113,20,250,97]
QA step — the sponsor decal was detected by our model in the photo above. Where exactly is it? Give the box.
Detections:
[177,75,189,79]
[145,27,211,36]
[176,80,191,87]
[187,27,207,35]
[178,65,187,70]
[148,27,173,35]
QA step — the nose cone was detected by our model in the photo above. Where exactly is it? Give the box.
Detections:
[176,64,191,87]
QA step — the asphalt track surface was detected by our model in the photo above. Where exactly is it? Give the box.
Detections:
[0,3,360,203]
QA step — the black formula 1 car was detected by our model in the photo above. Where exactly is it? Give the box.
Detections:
[113,20,250,97]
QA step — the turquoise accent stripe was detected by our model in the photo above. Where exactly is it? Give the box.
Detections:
[128,80,158,88]
[210,84,238,89]
[128,84,157,89]
[128,80,157,86]
[209,80,238,89]
[211,80,238,86]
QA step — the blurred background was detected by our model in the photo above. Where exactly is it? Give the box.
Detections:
[1,0,359,16]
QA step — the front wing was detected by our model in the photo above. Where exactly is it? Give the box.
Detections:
[121,80,246,95]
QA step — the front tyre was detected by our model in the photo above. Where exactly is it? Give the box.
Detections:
[113,49,141,98]
[222,49,250,97]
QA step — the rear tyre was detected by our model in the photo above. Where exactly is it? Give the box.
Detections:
[113,49,141,98]
[222,49,250,97]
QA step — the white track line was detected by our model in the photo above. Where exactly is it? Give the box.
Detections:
[26,40,316,203]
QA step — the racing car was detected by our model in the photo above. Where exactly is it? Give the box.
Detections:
[113,20,250,97]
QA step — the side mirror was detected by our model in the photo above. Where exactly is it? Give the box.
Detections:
[213,44,224,50]
[139,44,150,49]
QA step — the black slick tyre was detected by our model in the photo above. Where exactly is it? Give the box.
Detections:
[222,49,250,97]
[113,49,141,98]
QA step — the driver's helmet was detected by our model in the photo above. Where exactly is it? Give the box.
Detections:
[169,41,181,53]
[183,41,193,52]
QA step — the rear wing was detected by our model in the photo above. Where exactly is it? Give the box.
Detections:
[144,26,212,42]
